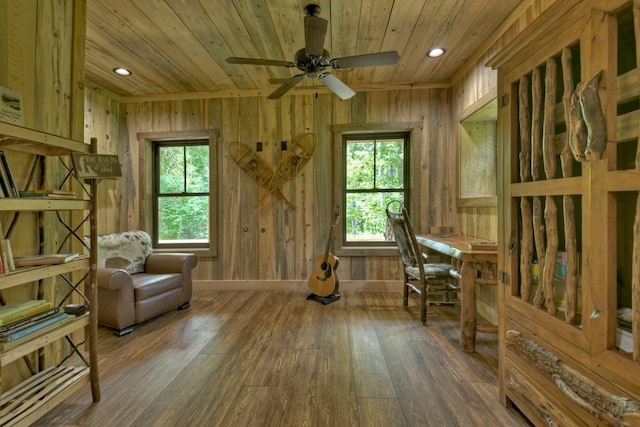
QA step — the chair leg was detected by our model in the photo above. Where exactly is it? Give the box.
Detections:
[420,280,427,324]
[402,273,409,307]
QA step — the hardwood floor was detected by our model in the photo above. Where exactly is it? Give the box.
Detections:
[34,290,531,426]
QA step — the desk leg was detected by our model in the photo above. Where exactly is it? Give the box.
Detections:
[460,260,476,353]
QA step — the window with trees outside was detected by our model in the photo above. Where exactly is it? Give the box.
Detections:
[342,132,408,246]
[153,140,210,249]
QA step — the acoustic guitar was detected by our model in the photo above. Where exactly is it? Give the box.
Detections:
[308,215,340,297]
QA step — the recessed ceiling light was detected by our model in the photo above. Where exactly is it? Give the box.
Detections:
[427,48,446,58]
[113,67,132,76]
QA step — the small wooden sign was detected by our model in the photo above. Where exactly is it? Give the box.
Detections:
[73,154,122,178]
[0,86,24,126]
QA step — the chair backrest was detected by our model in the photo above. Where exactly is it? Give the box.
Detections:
[385,202,423,271]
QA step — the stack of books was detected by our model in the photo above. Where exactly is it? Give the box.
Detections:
[0,300,72,348]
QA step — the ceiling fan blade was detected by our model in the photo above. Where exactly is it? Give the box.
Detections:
[331,51,400,69]
[319,73,356,100]
[226,57,294,67]
[268,74,306,99]
[304,15,328,57]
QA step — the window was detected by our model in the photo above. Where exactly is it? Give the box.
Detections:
[342,132,409,246]
[153,140,210,249]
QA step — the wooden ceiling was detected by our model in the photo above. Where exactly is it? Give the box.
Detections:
[85,0,522,101]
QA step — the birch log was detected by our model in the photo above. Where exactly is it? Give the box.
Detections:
[533,198,546,308]
[531,66,546,308]
[531,67,543,182]
[561,47,579,323]
[543,58,557,180]
[543,197,558,314]
[519,75,534,302]
[541,58,558,315]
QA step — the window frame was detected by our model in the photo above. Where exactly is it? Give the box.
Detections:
[332,122,423,257]
[137,130,218,257]
[341,131,410,247]
[152,139,210,249]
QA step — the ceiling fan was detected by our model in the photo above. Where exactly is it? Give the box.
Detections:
[226,4,400,100]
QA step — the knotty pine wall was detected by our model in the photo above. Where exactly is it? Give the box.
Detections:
[86,88,457,288]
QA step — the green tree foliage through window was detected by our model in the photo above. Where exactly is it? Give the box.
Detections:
[154,141,209,247]
[343,133,408,244]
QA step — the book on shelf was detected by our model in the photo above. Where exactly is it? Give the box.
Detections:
[0,172,7,198]
[0,242,4,275]
[19,193,76,199]
[0,300,52,325]
[0,238,15,272]
[0,314,75,350]
[0,222,4,273]
[0,155,11,198]
[14,252,81,268]
[22,189,75,195]
[0,150,20,198]
[0,312,69,342]
[20,189,76,199]
[0,307,60,333]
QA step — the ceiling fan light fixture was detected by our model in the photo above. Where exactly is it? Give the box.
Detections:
[427,47,446,58]
[226,3,399,100]
[113,67,132,76]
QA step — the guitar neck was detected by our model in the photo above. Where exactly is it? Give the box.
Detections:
[321,224,335,264]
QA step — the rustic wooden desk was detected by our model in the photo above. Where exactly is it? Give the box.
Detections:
[415,234,498,353]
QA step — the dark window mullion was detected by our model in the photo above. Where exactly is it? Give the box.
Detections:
[372,139,377,190]
[182,146,187,193]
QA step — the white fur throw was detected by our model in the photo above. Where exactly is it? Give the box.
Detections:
[95,230,153,274]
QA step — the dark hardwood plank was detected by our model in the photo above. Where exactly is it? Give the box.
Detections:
[33,290,530,427]
[358,397,407,426]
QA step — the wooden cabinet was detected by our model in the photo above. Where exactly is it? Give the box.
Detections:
[0,122,99,426]
[491,0,640,425]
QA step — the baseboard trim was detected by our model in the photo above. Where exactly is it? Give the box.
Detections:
[193,280,403,293]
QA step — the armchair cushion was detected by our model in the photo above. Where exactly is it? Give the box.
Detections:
[133,273,183,300]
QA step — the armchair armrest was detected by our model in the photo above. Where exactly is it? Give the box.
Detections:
[96,268,135,331]
[97,268,134,290]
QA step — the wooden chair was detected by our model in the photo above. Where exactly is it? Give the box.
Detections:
[385,203,459,324]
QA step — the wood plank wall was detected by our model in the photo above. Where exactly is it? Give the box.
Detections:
[452,47,500,242]
[86,88,455,285]
[0,0,85,390]
[0,0,563,400]
[82,0,565,312]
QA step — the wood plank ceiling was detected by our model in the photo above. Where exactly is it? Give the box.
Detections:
[85,0,522,101]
